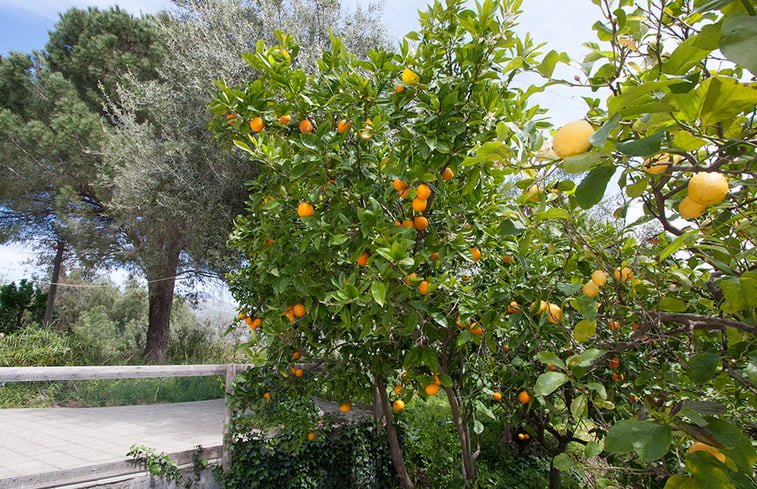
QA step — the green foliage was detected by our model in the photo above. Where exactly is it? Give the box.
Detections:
[0,279,47,334]
[221,415,395,489]
[128,444,208,489]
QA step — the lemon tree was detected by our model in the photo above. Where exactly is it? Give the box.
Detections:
[459,0,756,487]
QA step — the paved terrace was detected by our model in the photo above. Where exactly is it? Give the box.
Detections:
[0,399,225,488]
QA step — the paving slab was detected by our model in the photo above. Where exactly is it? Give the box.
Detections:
[0,399,225,482]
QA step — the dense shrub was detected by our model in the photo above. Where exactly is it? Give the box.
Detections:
[0,279,46,334]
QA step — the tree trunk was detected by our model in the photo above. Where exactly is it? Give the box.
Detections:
[43,239,65,327]
[444,385,476,486]
[374,374,414,489]
[549,459,561,489]
[143,247,180,363]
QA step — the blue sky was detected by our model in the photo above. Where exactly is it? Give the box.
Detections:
[0,0,602,284]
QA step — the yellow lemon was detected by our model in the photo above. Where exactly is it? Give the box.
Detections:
[583,280,599,298]
[552,120,594,158]
[643,153,682,174]
[688,172,728,206]
[546,303,562,324]
[591,270,607,286]
[401,68,419,85]
[679,196,707,219]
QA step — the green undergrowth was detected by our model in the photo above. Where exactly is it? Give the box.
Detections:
[0,376,224,408]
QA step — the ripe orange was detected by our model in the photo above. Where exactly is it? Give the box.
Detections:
[299,119,314,133]
[263,195,275,203]
[416,184,431,199]
[492,392,503,401]
[470,247,481,262]
[226,113,236,124]
[611,372,620,382]
[425,383,439,396]
[297,202,314,217]
[265,239,274,246]
[614,267,634,282]
[356,252,370,266]
[393,399,405,411]
[504,345,510,352]
[469,323,483,336]
[404,273,417,285]
[307,432,316,441]
[518,391,530,404]
[250,117,264,132]
[263,392,271,400]
[278,114,291,125]
[517,433,526,440]
[292,351,301,360]
[398,186,410,198]
[238,312,248,320]
[412,198,427,212]
[608,356,620,369]
[552,120,594,158]
[413,216,429,231]
[608,320,620,331]
[395,84,405,93]
[548,364,556,371]
[294,368,304,377]
[293,304,306,317]
[248,317,262,330]
[339,402,352,413]
[687,172,729,206]
[442,167,454,181]
[430,252,439,261]
[401,219,414,227]
[503,255,513,264]
[393,385,404,396]
[284,310,295,323]
[507,301,521,313]
[337,119,351,133]
[418,280,430,295]
[392,179,408,191]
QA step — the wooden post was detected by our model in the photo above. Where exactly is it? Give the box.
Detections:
[222,363,237,472]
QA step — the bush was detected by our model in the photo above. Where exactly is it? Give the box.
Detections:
[0,325,82,366]
[221,415,396,489]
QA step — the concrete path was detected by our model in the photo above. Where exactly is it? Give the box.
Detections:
[0,399,225,480]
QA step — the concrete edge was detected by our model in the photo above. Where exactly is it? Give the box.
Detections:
[0,446,222,489]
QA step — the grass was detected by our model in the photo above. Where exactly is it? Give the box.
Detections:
[0,376,225,408]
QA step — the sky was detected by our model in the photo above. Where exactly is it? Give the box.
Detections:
[0,0,601,287]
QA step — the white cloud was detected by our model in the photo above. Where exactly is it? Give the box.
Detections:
[0,0,172,20]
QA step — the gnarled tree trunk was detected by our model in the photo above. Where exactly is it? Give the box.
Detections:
[374,373,414,489]
[143,243,181,363]
[43,238,65,327]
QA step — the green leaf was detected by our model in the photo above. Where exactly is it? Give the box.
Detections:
[616,132,665,156]
[604,420,672,462]
[687,352,721,383]
[662,34,712,75]
[626,179,648,198]
[534,372,569,396]
[719,271,757,313]
[659,229,700,260]
[584,441,603,458]
[473,419,484,435]
[658,296,688,312]
[705,417,757,472]
[589,113,620,147]
[562,152,601,173]
[568,348,607,368]
[672,131,707,151]
[575,165,616,209]
[370,281,386,307]
[536,351,566,370]
[571,394,588,419]
[573,320,597,342]
[720,14,757,75]
[553,453,574,472]
[698,76,757,127]
[663,475,699,489]
[533,208,570,221]
[536,50,568,78]
[681,400,727,416]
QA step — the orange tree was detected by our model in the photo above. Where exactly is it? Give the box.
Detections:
[209,0,560,487]
[467,0,756,487]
